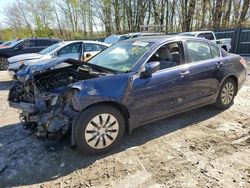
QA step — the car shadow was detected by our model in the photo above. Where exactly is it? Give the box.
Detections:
[0,106,223,187]
[0,80,15,91]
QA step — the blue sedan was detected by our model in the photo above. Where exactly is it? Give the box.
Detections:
[9,36,247,154]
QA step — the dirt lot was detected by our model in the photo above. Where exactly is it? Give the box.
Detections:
[0,60,250,188]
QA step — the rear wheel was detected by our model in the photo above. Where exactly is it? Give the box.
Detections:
[215,78,236,109]
[75,105,125,155]
[0,56,8,70]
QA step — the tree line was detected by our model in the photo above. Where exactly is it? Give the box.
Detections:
[0,0,249,41]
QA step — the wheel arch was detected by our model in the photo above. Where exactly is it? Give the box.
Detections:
[71,100,131,146]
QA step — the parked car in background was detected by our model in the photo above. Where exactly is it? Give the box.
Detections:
[9,35,247,155]
[104,32,165,44]
[128,32,164,38]
[179,31,231,52]
[104,34,130,44]
[8,40,110,77]
[0,40,19,49]
[0,38,62,70]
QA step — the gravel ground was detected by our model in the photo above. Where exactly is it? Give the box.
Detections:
[0,59,250,187]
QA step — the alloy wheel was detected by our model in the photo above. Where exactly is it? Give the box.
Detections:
[84,113,119,149]
[221,82,234,105]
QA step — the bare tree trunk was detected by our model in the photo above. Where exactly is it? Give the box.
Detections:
[213,0,223,28]
[184,0,196,32]
[200,0,208,29]
[54,8,63,38]
[165,0,169,33]
[239,0,250,25]
[113,0,120,33]
[222,0,233,28]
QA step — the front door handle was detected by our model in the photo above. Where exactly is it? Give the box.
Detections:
[216,62,223,69]
[180,70,190,78]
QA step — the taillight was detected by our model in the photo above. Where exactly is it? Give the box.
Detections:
[239,58,247,68]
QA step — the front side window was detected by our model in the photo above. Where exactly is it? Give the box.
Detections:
[147,41,183,70]
[209,44,221,58]
[58,42,81,55]
[88,41,153,72]
[186,40,212,62]
[19,40,36,48]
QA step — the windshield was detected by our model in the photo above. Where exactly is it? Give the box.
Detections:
[1,41,12,46]
[38,43,63,55]
[88,41,153,72]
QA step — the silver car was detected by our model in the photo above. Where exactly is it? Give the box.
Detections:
[8,40,110,76]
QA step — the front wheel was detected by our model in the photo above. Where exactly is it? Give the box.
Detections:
[215,78,236,109]
[75,105,125,155]
[0,56,8,70]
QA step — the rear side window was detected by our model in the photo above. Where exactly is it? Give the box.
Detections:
[186,40,212,62]
[209,44,221,58]
[37,40,53,47]
[84,43,107,52]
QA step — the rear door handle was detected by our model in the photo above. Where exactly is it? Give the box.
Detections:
[180,70,190,78]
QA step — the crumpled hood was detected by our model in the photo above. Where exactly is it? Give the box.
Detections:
[8,53,43,63]
[16,58,82,83]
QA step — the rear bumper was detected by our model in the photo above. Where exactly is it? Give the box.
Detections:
[238,67,247,91]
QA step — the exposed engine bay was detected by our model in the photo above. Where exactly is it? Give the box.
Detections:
[8,63,104,139]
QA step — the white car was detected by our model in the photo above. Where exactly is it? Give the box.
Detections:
[8,40,110,76]
[179,31,232,52]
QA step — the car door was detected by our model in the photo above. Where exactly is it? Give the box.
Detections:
[57,42,82,60]
[129,41,194,125]
[183,39,224,106]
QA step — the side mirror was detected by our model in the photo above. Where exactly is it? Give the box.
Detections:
[140,61,160,77]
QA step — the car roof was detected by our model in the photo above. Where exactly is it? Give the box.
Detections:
[123,35,199,43]
[59,40,110,46]
[181,31,213,35]
[22,37,62,41]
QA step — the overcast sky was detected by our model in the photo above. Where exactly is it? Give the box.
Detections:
[0,0,14,24]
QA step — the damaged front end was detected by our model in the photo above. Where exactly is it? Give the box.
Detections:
[8,58,102,140]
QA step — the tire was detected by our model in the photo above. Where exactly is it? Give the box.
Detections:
[0,56,8,70]
[75,105,125,155]
[214,78,236,109]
